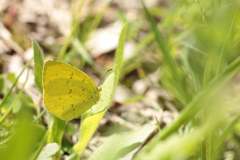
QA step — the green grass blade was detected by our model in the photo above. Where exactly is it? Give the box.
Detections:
[141,0,178,77]
[135,55,240,159]
[0,58,32,111]
[216,6,239,76]
[0,68,30,123]
[141,0,191,104]
[72,38,104,74]
[215,114,240,151]
[72,38,94,67]
[33,40,44,94]
[89,2,110,31]
[113,23,128,88]
[203,53,219,86]
[135,110,225,160]
[30,132,48,160]
[31,110,47,124]
[58,0,87,60]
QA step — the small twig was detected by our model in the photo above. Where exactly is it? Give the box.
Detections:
[133,127,159,157]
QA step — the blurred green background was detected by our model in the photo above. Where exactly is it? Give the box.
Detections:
[0,0,240,160]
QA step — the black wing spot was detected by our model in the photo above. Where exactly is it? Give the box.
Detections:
[83,89,85,91]
[69,89,72,93]
[71,104,73,107]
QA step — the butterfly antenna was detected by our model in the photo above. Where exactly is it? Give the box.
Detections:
[98,69,113,87]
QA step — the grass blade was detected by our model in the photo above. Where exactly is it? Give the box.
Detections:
[141,0,177,76]
[135,55,240,159]
[0,58,32,111]
[141,0,190,104]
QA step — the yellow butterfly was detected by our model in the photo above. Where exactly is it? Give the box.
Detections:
[43,60,101,120]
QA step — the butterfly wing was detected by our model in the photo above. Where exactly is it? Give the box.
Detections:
[43,60,101,120]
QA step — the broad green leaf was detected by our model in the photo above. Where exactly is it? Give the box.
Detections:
[32,39,66,159]
[88,126,156,160]
[0,111,41,160]
[36,143,60,160]
[47,116,66,158]
[70,73,114,160]
[32,40,44,94]
[69,22,128,160]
